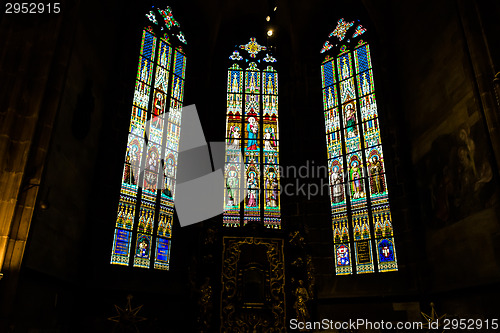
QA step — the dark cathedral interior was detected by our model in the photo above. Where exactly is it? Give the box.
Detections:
[1,0,500,332]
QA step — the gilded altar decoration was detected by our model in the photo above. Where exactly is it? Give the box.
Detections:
[293,280,310,326]
[197,277,213,331]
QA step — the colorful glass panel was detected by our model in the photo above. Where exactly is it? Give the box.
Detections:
[323,86,338,110]
[133,81,150,109]
[333,211,352,274]
[137,57,154,85]
[353,43,371,73]
[359,93,378,121]
[324,108,340,133]
[352,25,367,39]
[321,25,398,274]
[140,30,157,61]
[157,39,172,69]
[329,18,355,41]
[111,7,186,270]
[111,229,132,265]
[357,70,374,97]
[322,59,336,88]
[337,53,353,81]
[223,40,281,228]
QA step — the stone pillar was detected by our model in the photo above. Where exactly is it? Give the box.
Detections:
[0,1,77,326]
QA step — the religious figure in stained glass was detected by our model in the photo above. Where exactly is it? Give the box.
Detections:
[228,125,241,149]
[223,38,281,228]
[369,154,385,194]
[320,18,398,274]
[110,6,187,270]
[246,117,258,150]
[344,104,357,137]
[336,245,350,266]
[247,171,258,207]
[330,165,344,203]
[266,170,279,207]
[349,159,364,199]
[263,127,276,151]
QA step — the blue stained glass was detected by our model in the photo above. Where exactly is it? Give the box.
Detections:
[323,61,335,87]
[245,71,260,93]
[264,72,277,94]
[229,70,242,93]
[156,238,170,262]
[142,31,156,60]
[114,229,131,255]
[174,51,186,78]
[355,45,369,73]
[378,239,395,262]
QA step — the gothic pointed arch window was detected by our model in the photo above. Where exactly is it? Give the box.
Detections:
[320,19,398,274]
[110,6,187,270]
[223,39,281,229]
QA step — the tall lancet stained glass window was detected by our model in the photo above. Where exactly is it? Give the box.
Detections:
[223,39,281,229]
[110,6,187,270]
[320,19,397,275]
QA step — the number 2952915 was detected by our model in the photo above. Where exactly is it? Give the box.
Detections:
[5,3,60,14]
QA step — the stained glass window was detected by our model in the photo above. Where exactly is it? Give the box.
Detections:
[223,38,281,229]
[110,6,187,270]
[320,19,397,275]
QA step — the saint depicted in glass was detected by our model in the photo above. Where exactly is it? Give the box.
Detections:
[223,39,281,229]
[110,6,187,270]
[320,19,398,274]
